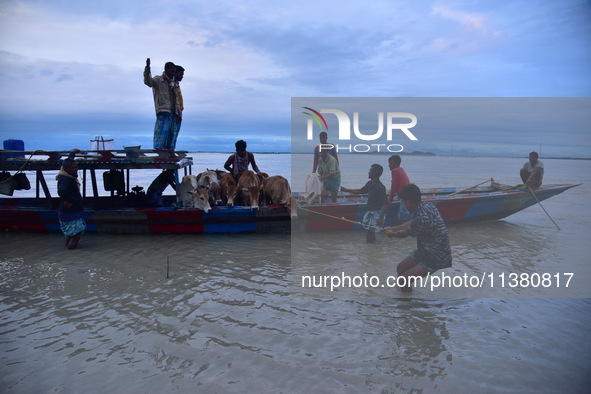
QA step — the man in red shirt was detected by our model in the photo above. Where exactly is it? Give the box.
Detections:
[377,155,410,225]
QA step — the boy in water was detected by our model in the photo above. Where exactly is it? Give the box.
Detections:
[384,184,452,292]
[377,154,411,226]
[341,164,388,243]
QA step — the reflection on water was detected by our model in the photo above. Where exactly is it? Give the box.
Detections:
[1,231,590,392]
[293,218,589,298]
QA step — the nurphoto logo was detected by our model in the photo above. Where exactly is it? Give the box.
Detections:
[302,106,419,153]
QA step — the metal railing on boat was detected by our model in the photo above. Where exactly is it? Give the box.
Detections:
[0,149,193,205]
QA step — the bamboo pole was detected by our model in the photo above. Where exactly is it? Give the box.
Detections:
[527,185,560,230]
[448,178,494,197]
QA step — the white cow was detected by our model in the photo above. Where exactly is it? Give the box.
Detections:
[196,169,222,206]
[303,173,322,205]
[176,175,212,212]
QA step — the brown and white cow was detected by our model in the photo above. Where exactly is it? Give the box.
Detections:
[237,171,266,210]
[219,172,238,207]
[196,169,222,206]
[176,175,212,212]
[262,175,298,219]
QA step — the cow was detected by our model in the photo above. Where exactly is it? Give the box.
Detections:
[303,173,322,205]
[196,169,222,206]
[176,175,212,212]
[262,175,298,219]
[237,170,266,210]
[219,172,238,207]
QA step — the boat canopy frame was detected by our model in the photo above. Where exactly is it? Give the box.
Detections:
[0,149,193,206]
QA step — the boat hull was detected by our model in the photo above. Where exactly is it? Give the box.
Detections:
[294,184,579,232]
[0,184,579,234]
[0,201,291,234]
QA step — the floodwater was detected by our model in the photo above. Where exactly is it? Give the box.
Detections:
[1,154,591,392]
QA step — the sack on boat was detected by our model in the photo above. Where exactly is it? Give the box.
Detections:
[89,136,116,151]
[13,172,31,190]
[0,171,15,196]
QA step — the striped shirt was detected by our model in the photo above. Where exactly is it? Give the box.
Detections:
[407,202,452,270]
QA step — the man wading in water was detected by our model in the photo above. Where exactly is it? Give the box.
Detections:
[384,184,452,292]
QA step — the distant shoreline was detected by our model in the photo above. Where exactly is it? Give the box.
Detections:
[189,151,591,160]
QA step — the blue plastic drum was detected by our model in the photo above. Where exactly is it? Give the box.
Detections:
[3,139,25,158]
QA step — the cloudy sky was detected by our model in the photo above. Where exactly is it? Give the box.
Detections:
[0,0,590,156]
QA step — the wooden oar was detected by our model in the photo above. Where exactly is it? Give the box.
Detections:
[527,185,560,230]
[447,178,494,196]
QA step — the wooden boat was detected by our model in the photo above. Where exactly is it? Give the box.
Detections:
[0,149,579,234]
[0,149,290,234]
[295,183,579,232]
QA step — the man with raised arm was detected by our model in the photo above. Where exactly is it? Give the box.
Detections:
[144,58,180,149]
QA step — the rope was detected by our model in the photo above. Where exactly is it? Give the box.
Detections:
[363,241,389,265]
[296,205,391,265]
[297,206,384,231]
[0,150,43,184]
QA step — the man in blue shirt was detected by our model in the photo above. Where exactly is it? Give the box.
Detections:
[341,164,387,243]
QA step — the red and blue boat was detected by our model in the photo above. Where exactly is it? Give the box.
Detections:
[295,183,579,232]
[0,149,579,234]
[0,149,290,234]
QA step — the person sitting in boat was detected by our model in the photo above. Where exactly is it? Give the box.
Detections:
[520,151,544,189]
[56,150,86,250]
[318,147,341,203]
[146,169,177,207]
[224,140,262,180]
[384,184,452,293]
[341,164,388,243]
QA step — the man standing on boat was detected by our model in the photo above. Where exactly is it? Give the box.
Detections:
[520,151,544,189]
[312,131,339,173]
[57,150,86,250]
[170,65,185,150]
[318,147,341,203]
[144,58,180,149]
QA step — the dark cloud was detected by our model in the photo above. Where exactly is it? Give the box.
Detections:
[1,1,590,155]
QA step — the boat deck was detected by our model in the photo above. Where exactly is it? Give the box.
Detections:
[1,149,194,202]
[1,149,193,171]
